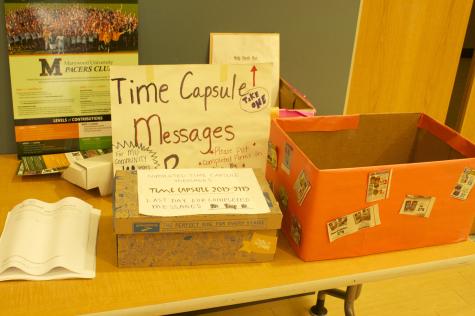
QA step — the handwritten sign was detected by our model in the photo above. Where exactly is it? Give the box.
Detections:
[137,168,270,216]
[110,64,273,173]
[210,33,279,108]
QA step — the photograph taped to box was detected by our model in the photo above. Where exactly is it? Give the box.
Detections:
[400,195,435,218]
[451,167,475,200]
[366,169,392,202]
[266,113,475,261]
[267,142,278,170]
[293,169,311,205]
[281,142,293,174]
[277,185,288,213]
[327,205,380,243]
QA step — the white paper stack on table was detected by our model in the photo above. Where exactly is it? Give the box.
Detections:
[0,197,100,281]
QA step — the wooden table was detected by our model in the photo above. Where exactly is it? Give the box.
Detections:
[0,154,474,315]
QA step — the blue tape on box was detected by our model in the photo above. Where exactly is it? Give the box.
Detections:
[133,223,160,233]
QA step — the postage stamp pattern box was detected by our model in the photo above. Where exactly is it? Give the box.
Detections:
[266,113,475,261]
[113,170,282,267]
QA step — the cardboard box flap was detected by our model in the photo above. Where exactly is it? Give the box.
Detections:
[286,113,421,169]
[113,169,282,234]
[411,128,465,163]
[276,114,360,132]
[417,113,475,158]
[277,113,475,170]
[279,78,315,112]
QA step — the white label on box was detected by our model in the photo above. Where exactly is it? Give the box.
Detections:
[137,168,270,216]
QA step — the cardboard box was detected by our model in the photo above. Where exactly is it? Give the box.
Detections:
[266,113,475,261]
[62,153,113,196]
[113,170,282,267]
[279,78,316,117]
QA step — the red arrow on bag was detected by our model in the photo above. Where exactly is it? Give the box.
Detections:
[251,65,257,87]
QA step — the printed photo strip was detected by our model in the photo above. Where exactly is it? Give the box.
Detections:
[267,142,278,170]
[399,195,435,218]
[291,215,302,246]
[366,169,392,202]
[451,167,474,200]
[293,169,311,205]
[278,186,289,213]
[281,143,293,175]
[327,204,381,242]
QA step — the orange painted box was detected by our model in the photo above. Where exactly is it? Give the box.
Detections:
[265,113,475,261]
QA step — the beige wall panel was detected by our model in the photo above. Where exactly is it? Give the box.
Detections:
[459,58,475,234]
[345,0,472,122]
[460,59,475,142]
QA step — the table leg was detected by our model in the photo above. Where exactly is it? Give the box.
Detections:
[309,284,363,316]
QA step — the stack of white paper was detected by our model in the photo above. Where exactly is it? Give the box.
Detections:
[0,197,100,281]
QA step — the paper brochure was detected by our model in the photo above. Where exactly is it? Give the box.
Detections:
[0,197,100,281]
[17,149,110,176]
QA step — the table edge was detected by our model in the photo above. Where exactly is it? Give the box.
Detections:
[84,253,475,315]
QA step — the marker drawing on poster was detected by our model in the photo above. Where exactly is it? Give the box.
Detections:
[209,33,280,108]
[110,64,274,172]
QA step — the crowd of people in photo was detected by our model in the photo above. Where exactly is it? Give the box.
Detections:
[5,5,138,54]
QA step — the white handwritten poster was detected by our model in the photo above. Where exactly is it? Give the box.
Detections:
[137,168,270,216]
[110,64,273,173]
[210,33,279,108]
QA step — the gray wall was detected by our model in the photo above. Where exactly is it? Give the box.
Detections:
[0,1,13,154]
[0,0,360,153]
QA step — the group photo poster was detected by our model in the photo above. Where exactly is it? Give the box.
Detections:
[5,0,138,156]
[110,64,274,172]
